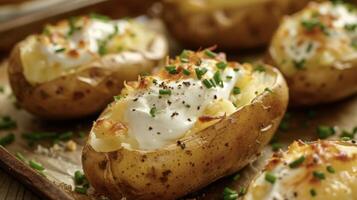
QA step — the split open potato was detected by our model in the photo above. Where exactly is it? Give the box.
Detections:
[267,1,357,106]
[8,14,168,119]
[244,140,357,200]
[82,49,288,199]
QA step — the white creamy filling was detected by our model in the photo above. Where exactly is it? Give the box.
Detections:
[123,67,240,150]
[275,3,357,74]
[40,20,129,69]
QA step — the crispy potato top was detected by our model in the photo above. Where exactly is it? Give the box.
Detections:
[19,14,160,84]
[88,49,277,151]
[244,140,357,200]
[270,2,357,76]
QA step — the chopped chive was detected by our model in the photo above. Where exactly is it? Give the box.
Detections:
[232,173,240,181]
[253,65,265,72]
[216,62,227,70]
[150,107,157,117]
[0,86,4,93]
[74,171,86,185]
[238,187,246,196]
[310,188,317,197]
[195,68,208,80]
[183,69,191,75]
[233,68,239,72]
[202,79,213,89]
[233,87,241,95]
[55,48,66,53]
[289,156,305,168]
[204,50,217,58]
[29,160,45,171]
[293,59,306,70]
[180,50,189,63]
[42,26,51,35]
[113,95,121,101]
[67,17,79,36]
[313,171,325,180]
[226,76,233,80]
[264,88,273,93]
[74,186,87,194]
[0,133,15,146]
[89,12,110,21]
[0,116,17,130]
[98,40,107,56]
[265,172,276,184]
[165,65,178,74]
[57,131,73,141]
[209,79,216,87]
[15,152,25,162]
[316,125,335,139]
[306,42,313,53]
[159,89,171,95]
[213,71,223,87]
[271,142,283,152]
[326,166,335,173]
[223,187,238,200]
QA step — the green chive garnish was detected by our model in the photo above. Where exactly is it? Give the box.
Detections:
[202,79,213,89]
[233,87,241,95]
[183,69,191,75]
[159,89,171,95]
[74,171,86,185]
[0,133,15,146]
[326,166,335,173]
[253,65,265,72]
[265,172,276,184]
[223,187,238,200]
[180,50,189,63]
[89,12,110,21]
[113,95,121,101]
[271,142,283,152]
[310,188,317,197]
[55,48,66,53]
[226,76,233,80]
[29,160,45,171]
[165,65,178,74]
[213,71,223,87]
[74,186,88,194]
[0,116,17,130]
[316,125,335,139]
[15,152,25,162]
[150,107,157,117]
[313,171,325,180]
[289,156,305,168]
[216,61,227,70]
[195,67,208,79]
[204,50,217,58]
[232,173,240,181]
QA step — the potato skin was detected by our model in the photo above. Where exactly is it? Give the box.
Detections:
[8,36,167,119]
[267,55,357,106]
[82,66,288,200]
[161,0,313,49]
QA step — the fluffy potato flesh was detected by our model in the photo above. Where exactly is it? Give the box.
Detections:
[8,15,168,119]
[82,49,288,199]
[244,140,357,200]
[268,2,357,105]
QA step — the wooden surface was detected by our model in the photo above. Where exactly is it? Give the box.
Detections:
[0,168,40,200]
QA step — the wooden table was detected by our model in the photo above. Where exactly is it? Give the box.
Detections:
[0,168,40,200]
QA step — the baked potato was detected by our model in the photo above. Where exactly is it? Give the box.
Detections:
[244,140,357,200]
[161,0,315,49]
[8,15,168,119]
[267,1,357,106]
[82,49,289,199]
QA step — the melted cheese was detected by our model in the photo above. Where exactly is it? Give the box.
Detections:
[89,50,276,151]
[270,2,357,76]
[20,16,158,84]
[244,141,357,200]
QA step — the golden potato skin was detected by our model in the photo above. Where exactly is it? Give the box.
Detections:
[266,55,357,106]
[82,66,288,200]
[8,39,167,119]
[161,0,313,49]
